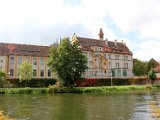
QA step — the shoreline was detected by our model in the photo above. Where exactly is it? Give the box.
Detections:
[0,85,159,94]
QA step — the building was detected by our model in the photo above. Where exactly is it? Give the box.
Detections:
[72,28,133,78]
[154,65,160,80]
[0,28,133,80]
[0,43,54,80]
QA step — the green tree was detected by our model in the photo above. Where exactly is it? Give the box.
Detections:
[133,59,148,76]
[147,58,159,72]
[48,37,88,87]
[18,61,32,87]
[0,70,6,87]
[148,68,157,84]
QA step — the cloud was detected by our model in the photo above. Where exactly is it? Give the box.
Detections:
[0,0,160,61]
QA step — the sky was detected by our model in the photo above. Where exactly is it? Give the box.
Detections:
[0,0,160,61]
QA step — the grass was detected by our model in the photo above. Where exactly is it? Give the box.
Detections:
[0,88,49,94]
[0,85,160,94]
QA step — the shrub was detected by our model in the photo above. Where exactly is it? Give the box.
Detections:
[7,79,56,87]
[0,71,6,87]
[0,110,15,120]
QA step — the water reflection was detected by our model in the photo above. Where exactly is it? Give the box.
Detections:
[0,92,160,120]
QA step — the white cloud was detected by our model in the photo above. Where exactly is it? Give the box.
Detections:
[123,39,160,61]
[0,0,160,60]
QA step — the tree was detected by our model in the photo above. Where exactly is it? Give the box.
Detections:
[148,68,157,85]
[147,58,159,72]
[0,70,6,87]
[18,61,32,87]
[133,59,148,76]
[48,37,88,87]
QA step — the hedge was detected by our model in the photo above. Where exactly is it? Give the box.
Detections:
[6,79,56,87]
[76,77,150,87]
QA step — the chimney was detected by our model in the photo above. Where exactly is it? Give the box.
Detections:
[121,40,126,45]
[98,28,104,40]
[105,38,108,47]
[115,39,117,46]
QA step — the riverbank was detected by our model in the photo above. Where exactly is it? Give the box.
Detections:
[0,85,160,94]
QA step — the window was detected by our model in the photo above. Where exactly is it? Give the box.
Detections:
[33,58,37,65]
[10,57,14,65]
[108,54,111,59]
[98,47,102,51]
[112,69,115,77]
[124,63,128,69]
[18,57,22,65]
[40,70,44,77]
[33,69,37,77]
[48,70,51,77]
[117,70,121,77]
[109,62,111,68]
[40,58,44,66]
[123,70,127,76]
[104,54,107,59]
[10,69,14,77]
[89,61,93,66]
[116,63,120,68]
[124,56,128,60]
[115,55,119,60]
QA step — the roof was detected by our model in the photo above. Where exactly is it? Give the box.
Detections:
[77,37,132,55]
[0,43,49,57]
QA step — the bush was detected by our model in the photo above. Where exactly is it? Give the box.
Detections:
[7,79,57,87]
[0,71,6,87]
[0,110,15,120]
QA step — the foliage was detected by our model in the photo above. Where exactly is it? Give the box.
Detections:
[147,58,159,72]
[8,79,56,87]
[0,70,6,87]
[48,37,88,86]
[133,59,148,76]
[149,69,157,84]
[18,61,32,87]
[76,78,131,87]
[0,110,15,120]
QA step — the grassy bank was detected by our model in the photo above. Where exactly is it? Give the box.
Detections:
[0,85,159,94]
[0,88,49,94]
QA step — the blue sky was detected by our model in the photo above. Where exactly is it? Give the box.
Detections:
[0,0,160,61]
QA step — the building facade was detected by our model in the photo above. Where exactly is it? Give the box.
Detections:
[0,28,133,80]
[72,28,133,78]
[0,43,54,79]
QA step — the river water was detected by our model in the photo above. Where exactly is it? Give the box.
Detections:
[0,91,160,120]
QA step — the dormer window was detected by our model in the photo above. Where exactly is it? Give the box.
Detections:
[97,47,102,51]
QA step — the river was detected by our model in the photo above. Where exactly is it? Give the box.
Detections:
[0,91,159,120]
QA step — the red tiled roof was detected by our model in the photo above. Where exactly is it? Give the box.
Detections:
[0,43,49,57]
[77,37,132,55]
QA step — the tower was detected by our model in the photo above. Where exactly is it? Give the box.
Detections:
[98,28,104,40]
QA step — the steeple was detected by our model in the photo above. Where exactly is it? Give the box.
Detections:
[98,28,104,40]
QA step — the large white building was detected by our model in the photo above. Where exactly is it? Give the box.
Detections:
[0,28,133,80]
[72,28,133,78]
